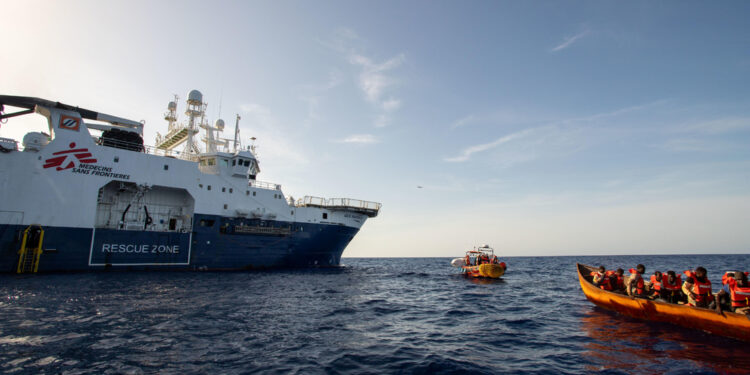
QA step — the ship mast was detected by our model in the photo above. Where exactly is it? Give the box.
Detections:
[233,114,241,153]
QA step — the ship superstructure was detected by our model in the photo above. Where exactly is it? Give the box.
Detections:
[0,92,380,272]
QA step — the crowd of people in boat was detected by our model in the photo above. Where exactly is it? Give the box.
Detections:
[590,264,750,315]
[464,253,503,266]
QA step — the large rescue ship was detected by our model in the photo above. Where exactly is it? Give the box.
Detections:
[0,91,381,273]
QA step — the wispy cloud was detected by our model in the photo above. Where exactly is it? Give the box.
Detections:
[323,28,405,128]
[450,115,476,129]
[551,30,589,52]
[298,70,343,126]
[374,114,389,128]
[444,127,538,162]
[444,100,667,163]
[335,134,380,144]
[349,53,406,104]
[240,102,309,164]
[381,98,401,112]
[680,117,750,134]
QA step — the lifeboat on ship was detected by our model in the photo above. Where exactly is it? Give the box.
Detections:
[451,244,506,279]
[577,263,750,342]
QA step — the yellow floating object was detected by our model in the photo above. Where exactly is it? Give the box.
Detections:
[479,264,505,278]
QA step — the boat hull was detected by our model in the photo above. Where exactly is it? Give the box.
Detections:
[0,218,359,272]
[577,263,750,342]
[461,264,505,278]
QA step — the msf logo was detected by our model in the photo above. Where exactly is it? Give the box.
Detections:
[43,142,97,171]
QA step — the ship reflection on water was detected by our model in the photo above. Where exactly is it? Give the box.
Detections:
[581,307,750,373]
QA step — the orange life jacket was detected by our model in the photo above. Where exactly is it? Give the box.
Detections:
[591,271,613,291]
[722,271,749,286]
[728,279,750,308]
[661,274,682,292]
[464,255,471,266]
[606,271,624,289]
[490,255,499,264]
[684,270,712,304]
[629,269,645,295]
[650,275,662,292]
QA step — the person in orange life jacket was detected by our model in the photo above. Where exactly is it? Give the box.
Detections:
[715,271,737,311]
[480,254,490,265]
[591,266,613,291]
[660,270,684,304]
[716,271,750,314]
[682,267,715,308]
[648,271,663,299]
[610,268,626,293]
[490,255,499,264]
[625,264,648,298]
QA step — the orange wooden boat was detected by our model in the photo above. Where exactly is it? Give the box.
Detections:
[577,263,750,342]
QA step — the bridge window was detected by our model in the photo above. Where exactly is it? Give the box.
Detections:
[232,160,236,166]
[221,159,229,167]
[207,158,216,166]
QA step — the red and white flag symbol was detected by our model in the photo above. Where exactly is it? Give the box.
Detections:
[43,142,97,171]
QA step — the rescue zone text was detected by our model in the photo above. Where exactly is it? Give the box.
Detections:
[101,244,180,254]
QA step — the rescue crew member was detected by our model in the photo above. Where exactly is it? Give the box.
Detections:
[660,271,684,304]
[625,264,648,298]
[683,267,714,308]
[716,271,750,314]
[490,255,499,264]
[478,253,489,265]
[648,271,663,299]
[464,254,472,267]
[591,266,613,291]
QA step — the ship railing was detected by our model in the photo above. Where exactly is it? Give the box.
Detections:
[94,135,199,161]
[0,137,18,151]
[249,180,282,191]
[297,196,382,217]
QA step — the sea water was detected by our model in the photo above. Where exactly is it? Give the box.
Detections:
[1,255,749,374]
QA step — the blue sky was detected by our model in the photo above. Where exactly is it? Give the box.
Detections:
[2,1,749,256]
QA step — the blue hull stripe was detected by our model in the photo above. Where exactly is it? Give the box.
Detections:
[0,214,359,272]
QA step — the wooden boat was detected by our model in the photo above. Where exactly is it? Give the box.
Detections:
[452,245,506,278]
[577,263,750,342]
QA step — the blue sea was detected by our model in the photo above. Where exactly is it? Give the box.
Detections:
[1,255,750,374]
